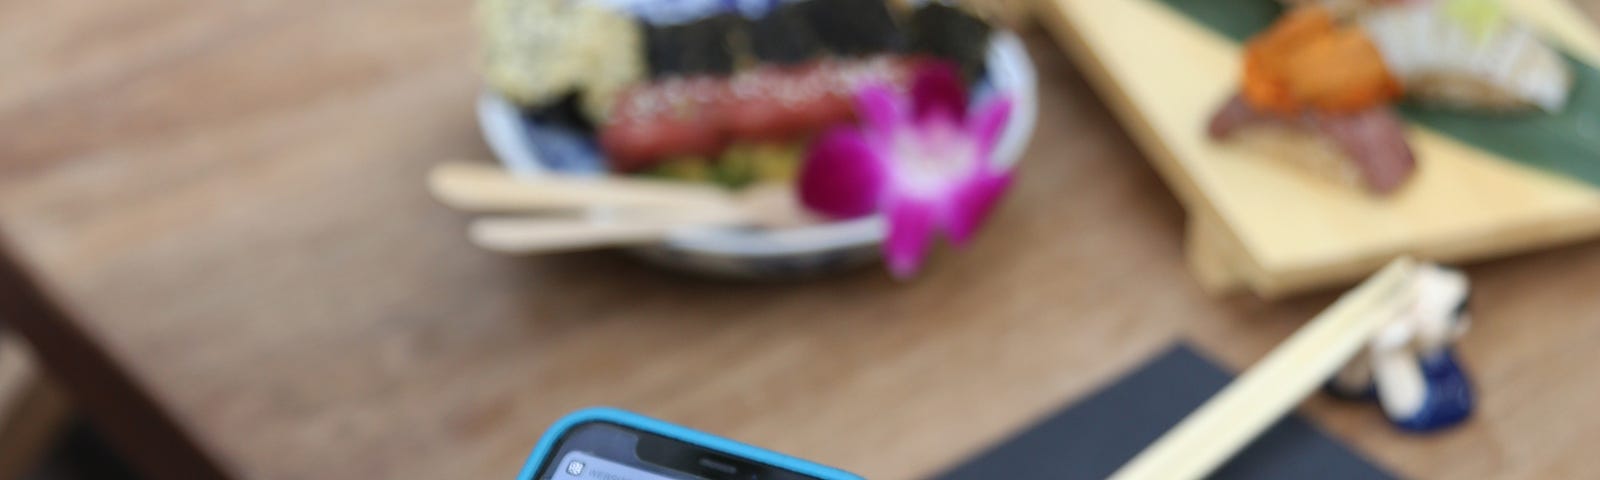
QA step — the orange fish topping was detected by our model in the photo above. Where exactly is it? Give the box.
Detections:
[1241,7,1401,114]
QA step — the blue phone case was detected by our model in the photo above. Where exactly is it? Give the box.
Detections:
[517,407,865,480]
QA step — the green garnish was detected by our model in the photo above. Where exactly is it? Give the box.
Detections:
[1444,0,1506,42]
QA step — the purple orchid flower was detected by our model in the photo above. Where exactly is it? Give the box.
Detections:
[798,63,1014,279]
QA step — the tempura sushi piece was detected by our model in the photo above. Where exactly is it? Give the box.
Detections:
[1358,0,1573,112]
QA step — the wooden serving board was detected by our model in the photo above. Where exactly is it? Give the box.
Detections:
[1036,0,1600,297]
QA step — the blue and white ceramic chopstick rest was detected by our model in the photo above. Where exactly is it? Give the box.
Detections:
[1327,263,1474,432]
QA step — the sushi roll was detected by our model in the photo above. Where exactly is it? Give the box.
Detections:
[477,0,644,112]
[747,2,825,66]
[1358,0,1573,113]
[795,0,904,57]
[907,3,994,82]
[643,14,742,78]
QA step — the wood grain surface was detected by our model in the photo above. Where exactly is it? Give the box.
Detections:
[4,1,1600,479]
[0,329,69,479]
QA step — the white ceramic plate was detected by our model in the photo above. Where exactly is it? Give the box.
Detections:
[477,32,1038,278]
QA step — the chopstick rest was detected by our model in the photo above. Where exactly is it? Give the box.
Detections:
[1327,263,1474,432]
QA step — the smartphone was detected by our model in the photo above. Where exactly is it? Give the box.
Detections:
[517,407,864,480]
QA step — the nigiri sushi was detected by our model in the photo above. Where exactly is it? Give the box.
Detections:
[1358,0,1573,112]
[1210,95,1416,194]
[1209,7,1416,195]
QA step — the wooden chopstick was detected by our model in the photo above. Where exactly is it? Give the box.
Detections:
[1110,258,1420,480]
[428,162,735,213]
[468,210,751,255]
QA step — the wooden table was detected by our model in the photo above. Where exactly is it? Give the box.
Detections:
[4,2,1600,479]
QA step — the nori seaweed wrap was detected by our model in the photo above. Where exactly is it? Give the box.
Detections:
[521,91,595,133]
[747,4,824,66]
[643,14,741,77]
[908,3,992,82]
[795,0,903,57]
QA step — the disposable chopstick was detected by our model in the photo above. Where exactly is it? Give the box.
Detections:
[428,162,734,213]
[468,210,752,255]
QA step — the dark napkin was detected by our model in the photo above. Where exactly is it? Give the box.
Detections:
[934,344,1395,480]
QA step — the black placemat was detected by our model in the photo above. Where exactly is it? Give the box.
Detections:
[934,344,1395,480]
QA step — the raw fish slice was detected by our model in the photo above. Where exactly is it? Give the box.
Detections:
[1359,0,1573,112]
[1209,94,1416,194]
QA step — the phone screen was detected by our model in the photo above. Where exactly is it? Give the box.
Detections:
[535,422,823,480]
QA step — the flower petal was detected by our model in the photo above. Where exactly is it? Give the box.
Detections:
[885,197,937,279]
[799,127,887,219]
[854,84,904,139]
[968,96,1013,159]
[942,171,1012,246]
[910,62,968,126]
